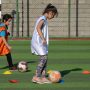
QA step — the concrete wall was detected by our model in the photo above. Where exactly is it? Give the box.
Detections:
[1,0,90,37]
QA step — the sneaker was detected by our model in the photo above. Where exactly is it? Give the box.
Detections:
[9,66,17,71]
[32,76,43,84]
[42,77,52,84]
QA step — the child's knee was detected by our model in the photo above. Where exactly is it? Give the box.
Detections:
[38,55,47,67]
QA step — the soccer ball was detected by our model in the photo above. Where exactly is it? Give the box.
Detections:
[48,70,61,83]
[17,61,28,72]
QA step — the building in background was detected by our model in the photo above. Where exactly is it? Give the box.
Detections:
[1,0,90,38]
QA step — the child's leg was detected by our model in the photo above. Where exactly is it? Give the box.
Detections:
[6,53,17,70]
[6,53,14,68]
[32,55,47,84]
[41,56,51,83]
[36,55,47,77]
[41,58,47,77]
[32,55,51,84]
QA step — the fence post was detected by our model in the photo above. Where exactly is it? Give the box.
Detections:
[16,0,19,37]
[76,0,79,37]
[22,0,24,37]
[27,0,30,37]
[11,10,16,37]
[68,0,71,37]
[0,0,1,22]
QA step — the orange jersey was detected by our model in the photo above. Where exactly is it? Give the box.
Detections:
[0,23,10,56]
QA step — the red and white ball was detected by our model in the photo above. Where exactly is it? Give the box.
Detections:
[49,70,61,83]
[17,61,28,72]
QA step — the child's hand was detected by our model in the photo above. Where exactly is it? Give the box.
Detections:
[42,39,47,45]
[7,45,12,50]
[7,31,10,36]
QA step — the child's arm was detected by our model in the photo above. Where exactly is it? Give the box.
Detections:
[1,37,11,50]
[36,20,46,45]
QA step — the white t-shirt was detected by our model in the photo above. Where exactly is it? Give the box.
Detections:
[31,16,49,55]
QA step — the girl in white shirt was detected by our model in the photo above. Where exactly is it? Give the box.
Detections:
[31,3,58,84]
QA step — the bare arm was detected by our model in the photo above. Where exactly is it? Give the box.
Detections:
[1,37,11,50]
[36,20,46,45]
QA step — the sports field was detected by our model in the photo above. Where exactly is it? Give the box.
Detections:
[0,40,90,90]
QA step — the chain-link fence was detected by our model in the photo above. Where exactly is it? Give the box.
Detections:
[1,0,90,38]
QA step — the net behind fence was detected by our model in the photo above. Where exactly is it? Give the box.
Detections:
[1,0,90,38]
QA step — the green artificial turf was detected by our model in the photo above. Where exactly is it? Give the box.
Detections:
[0,40,90,90]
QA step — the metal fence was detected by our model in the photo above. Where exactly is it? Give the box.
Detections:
[1,0,90,38]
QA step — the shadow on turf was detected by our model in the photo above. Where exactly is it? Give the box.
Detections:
[0,61,36,70]
[60,68,83,77]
